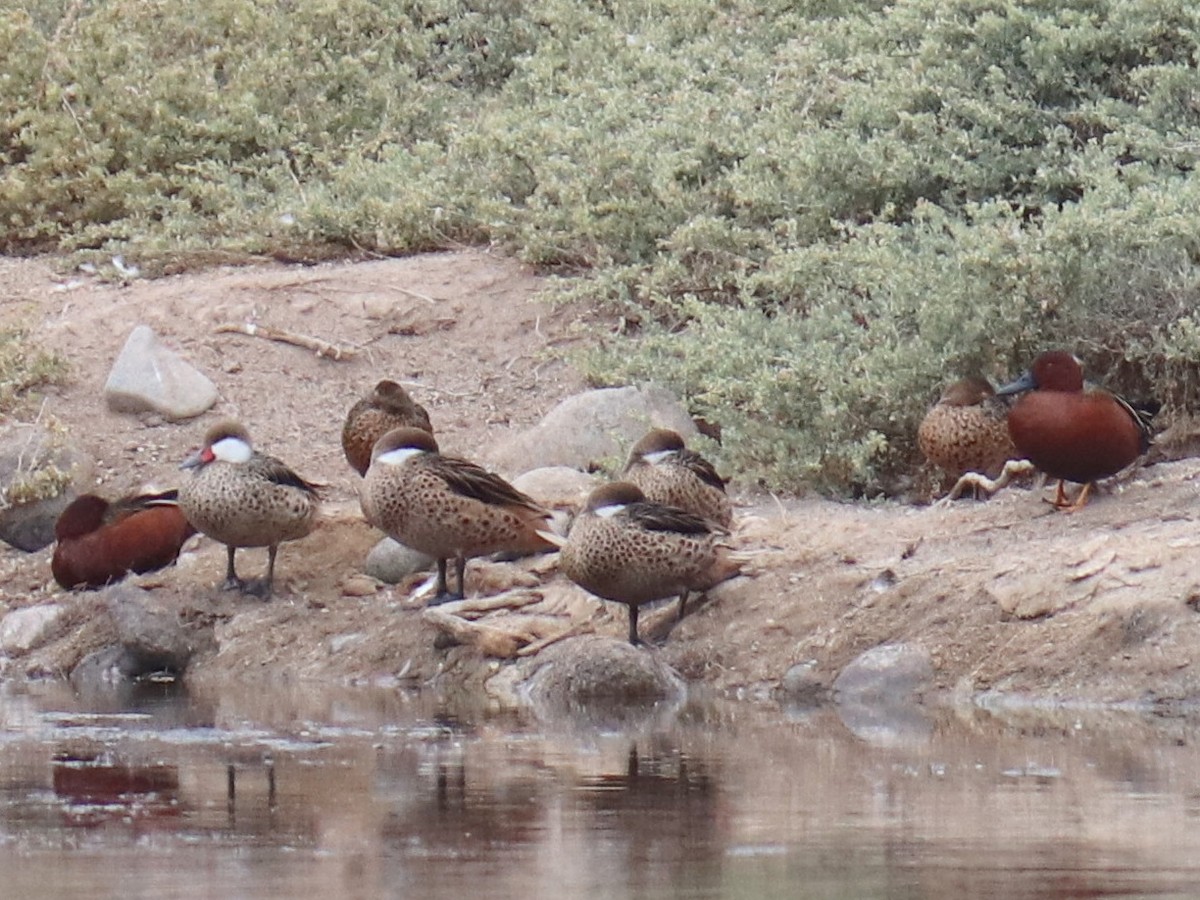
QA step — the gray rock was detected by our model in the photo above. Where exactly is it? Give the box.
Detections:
[836,698,934,746]
[0,423,94,551]
[832,643,935,746]
[778,659,828,706]
[104,325,218,420]
[524,634,686,713]
[363,537,434,584]
[0,604,66,653]
[485,385,697,476]
[70,645,140,688]
[833,642,934,704]
[105,584,196,674]
[511,466,597,510]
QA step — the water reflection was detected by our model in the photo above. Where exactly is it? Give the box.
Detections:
[0,679,1198,898]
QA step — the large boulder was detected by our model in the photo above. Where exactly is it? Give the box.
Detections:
[485,386,697,476]
[104,325,218,420]
[523,634,686,711]
[0,422,94,551]
[832,642,935,745]
[510,466,598,511]
[106,584,201,675]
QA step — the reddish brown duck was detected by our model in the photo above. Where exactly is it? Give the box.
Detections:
[995,350,1154,511]
[52,489,195,590]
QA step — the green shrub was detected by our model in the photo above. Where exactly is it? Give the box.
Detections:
[5,0,1200,493]
[0,328,68,412]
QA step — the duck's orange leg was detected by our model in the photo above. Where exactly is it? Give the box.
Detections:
[1050,479,1070,509]
[1059,481,1094,513]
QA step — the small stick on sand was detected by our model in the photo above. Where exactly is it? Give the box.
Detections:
[516,622,595,657]
[435,590,545,619]
[214,322,359,360]
[422,608,531,658]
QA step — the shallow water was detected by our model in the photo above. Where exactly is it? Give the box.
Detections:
[1,680,1198,899]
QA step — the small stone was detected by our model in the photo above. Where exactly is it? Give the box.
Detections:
[778,660,827,705]
[329,633,365,654]
[105,584,195,675]
[341,575,379,597]
[361,295,395,319]
[0,604,66,653]
[363,537,434,584]
[104,325,219,420]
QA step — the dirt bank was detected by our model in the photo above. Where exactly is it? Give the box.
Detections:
[1,251,1199,709]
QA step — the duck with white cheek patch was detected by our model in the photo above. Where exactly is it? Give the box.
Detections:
[560,482,741,646]
[179,420,319,597]
[360,426,556,604]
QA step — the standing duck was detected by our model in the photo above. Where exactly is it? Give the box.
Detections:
[995,350,1153,510]
[560,482,741,645]
[622,428,733,528]
[52,489,195,590]
[179,421,319,596]
[341,380,433,476]
[360,427,555,603]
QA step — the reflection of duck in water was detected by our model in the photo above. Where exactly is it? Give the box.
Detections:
[379,753,546,852]
[577,745,716,805]
[341,379,434,477]
[52,750,181,827]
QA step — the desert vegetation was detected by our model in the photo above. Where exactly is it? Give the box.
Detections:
[4,0,1200,493]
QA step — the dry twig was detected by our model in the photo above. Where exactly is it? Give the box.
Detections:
[214,322,358,360]
[436,590,544,619]
[422,608,533,658]
[516,622,595,657]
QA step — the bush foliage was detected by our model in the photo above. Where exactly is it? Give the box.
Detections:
[4,0,1200,493]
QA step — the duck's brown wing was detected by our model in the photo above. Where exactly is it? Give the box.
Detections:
[105,489,181,525]
[1109,392,1157,453]
[622,500,718,536]
[404,401,433,433]
[676,449,728,491]
[427,455,543,511]
[253,454,322,496]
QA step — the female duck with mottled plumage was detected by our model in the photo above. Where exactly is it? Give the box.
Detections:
[178,420,319,596]
[341,379,434,477]
[621,428,733,528]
